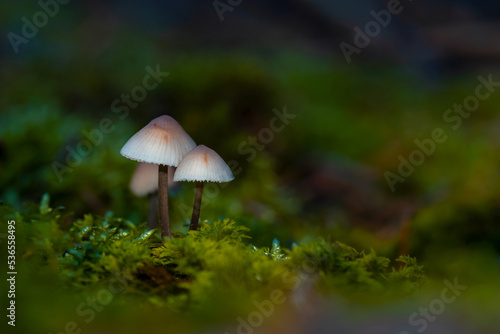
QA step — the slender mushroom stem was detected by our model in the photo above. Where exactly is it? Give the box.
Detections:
[147,192,158,230]
[158,164,171,239]
[189,181,204,231]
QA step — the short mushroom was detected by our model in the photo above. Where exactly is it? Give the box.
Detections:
[129,162,175,229]
[121,115,196,239]
[173,145,234,231]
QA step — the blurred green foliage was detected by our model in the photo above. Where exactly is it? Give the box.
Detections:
[2,52,500,257]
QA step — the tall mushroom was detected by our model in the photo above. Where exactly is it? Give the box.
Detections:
[129,162,175,229]
[173,145,234,231]
[121,115,195,239]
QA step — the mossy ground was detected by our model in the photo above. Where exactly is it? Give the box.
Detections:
[1,195,428,333]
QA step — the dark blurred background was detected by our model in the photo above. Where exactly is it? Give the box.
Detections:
[1,0,500,279]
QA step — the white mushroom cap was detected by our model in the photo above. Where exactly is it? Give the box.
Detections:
[120,115,196,166]
[129,163,175,197]
[173,145,234,183]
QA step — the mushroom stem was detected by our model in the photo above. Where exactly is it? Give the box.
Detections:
[158,164,171,239]
[189,181,204,231]
[147,192,158,229]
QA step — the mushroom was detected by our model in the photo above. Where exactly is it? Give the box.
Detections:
[173,145,234,231]
[129,162,175,229]
[121,115,196,239]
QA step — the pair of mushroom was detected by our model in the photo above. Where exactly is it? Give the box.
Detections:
[120,115,234,239]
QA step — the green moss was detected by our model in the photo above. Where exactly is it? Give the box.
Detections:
[1,195,426,320]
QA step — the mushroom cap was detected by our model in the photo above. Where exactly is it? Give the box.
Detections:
[120,115,196,166]
[129,163,175,197]
[173,145,234,183]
